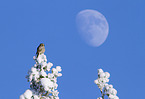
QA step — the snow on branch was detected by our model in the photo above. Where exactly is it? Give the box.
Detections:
[20,54,62,99]
[94,69,119,99]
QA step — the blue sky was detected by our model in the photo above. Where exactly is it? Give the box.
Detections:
[0,0,145,99]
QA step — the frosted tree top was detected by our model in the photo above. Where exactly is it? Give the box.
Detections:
[20,43,62,99]
[94,69,119,99]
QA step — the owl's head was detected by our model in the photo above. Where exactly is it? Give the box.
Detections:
[39,43,45,46]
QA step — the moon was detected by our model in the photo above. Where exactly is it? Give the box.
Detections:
[76,9,109,47]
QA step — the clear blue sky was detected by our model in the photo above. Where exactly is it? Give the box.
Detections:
[0,0,145,99]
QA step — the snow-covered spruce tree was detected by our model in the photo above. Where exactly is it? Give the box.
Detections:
[20,53,62,99]
[94,69,119,99]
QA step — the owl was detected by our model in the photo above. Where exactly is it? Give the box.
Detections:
[36,43,45,57]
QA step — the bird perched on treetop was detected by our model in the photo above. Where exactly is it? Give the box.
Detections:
[36,43,45,58]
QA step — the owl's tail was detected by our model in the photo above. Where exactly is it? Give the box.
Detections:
[36,52,39,58]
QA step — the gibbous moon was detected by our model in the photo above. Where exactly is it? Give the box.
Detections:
[76,9,109,47]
